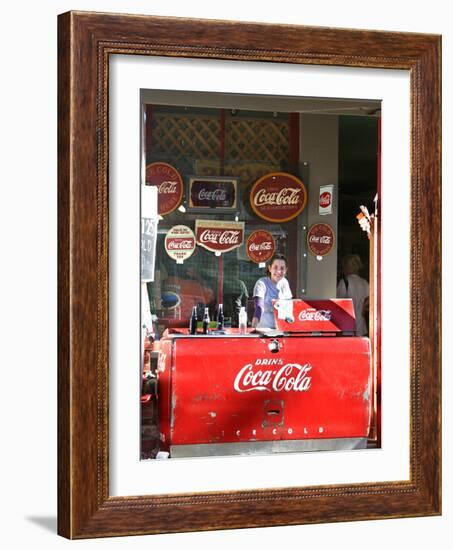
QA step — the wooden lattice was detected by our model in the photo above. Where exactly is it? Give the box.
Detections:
[226,118,289,165]
[150,112,289,180]
[151,114,221,160]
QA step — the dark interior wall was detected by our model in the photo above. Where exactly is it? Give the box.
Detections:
[337,115,378,281]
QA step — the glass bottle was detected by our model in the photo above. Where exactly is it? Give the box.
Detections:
[217,303,224,330]
[189,305,198,335]
[238,306,247,334]
[202,307,210,335]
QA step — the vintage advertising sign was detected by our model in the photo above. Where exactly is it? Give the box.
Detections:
[307,223,335,256]
[273,298,356,333]
[319,184,334,215]
[250,172,307,222]
[145,162,184,216]
[164,225,196,263]
[246,230,275,264]
[195,219,244,254]
[188,176,238,210]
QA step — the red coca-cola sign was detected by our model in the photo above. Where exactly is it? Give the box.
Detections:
[165,225,196,262]
[319,185,334,215]
[273,299,355,333]
[250,172,307,222]
[145,162,183,216]
[246,230,275,264]
[307,223,335,256]
[195,220,244,253]
[319,192,331,207]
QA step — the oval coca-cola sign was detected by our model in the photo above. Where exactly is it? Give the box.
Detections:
[246,230,275,264]
[307,223,335,256]
[165,225,196,262]
[145,162,183,216]
[250,172,307,223]
[195,220,244,254]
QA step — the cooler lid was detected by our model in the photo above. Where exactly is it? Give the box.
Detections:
[272,299,356,333]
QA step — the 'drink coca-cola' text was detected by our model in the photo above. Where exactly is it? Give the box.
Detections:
[234,360,312,393]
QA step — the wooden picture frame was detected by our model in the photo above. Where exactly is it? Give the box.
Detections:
[58,11,441,538]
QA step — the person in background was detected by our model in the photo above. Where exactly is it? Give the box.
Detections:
[251,253,292,329]
[337,253,369,336]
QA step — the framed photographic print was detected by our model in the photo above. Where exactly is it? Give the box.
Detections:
[58,11,441,538]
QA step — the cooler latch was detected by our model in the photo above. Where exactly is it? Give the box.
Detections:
[268,339,281,353]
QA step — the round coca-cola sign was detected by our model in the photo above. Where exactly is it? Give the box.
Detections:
[319,192,331,208]
[246,230,275,264]
[250,172,307,223]
[145,162,183,216]
[165,225,196,262]
[307,223,335,256]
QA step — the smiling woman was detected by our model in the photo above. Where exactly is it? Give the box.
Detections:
[251,254,291,329]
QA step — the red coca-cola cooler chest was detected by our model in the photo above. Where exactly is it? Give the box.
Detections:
[157,299,372,457]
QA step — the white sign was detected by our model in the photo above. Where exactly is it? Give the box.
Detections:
[164,225,196,263]
[319,184,334,215]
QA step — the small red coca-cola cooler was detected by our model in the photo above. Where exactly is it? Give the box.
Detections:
[156,299,372,457]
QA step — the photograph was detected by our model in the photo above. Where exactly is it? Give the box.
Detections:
[140,91,381,460]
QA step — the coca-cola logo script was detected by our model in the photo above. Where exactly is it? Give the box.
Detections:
[319,192,331,208]
[250,172,307,222]
[307,223,335,256]
[145,162,183,216]
[298,308,332,322]
[246,230,275,264]
[165,225,196,262]
[195,219,244,253]
[234,358,312,393]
